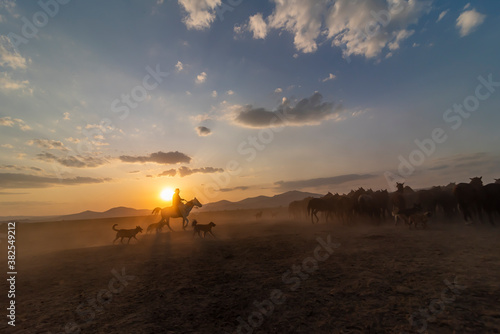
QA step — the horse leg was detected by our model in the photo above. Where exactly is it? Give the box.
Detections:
[166,217,174,232]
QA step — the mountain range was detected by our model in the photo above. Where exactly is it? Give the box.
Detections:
[1,190,321,222]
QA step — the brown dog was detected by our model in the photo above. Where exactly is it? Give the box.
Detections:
[112,224,143,243]
[192,220,216,238]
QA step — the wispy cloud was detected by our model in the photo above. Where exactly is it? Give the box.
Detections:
[0,173,111,189]
[322,73,336,82]
[36,152,108,168]
[178,166,223,177]
[0,116,31,131]
[27,139,69,151]
[436,9,449,22]
[119,151,192,164]
[196,71,207,84]
[275,173,376,191]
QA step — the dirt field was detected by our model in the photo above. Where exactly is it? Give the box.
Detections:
[1,211,500,333]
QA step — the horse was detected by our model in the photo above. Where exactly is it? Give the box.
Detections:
[453,177,483,224]
[151,198,202,231]
[307,194,335,224]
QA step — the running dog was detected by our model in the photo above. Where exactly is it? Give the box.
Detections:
[192,220,216,238]
[146,221,165,233]
[112,224,143,244]
[409,211,432,229]
[392,204,422,226]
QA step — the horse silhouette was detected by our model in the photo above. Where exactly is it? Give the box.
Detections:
[453,177,483,223]
[151,198,202,231]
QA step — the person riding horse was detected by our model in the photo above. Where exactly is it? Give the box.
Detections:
[172,188,186,216]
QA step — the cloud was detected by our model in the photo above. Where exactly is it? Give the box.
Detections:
[211,90,217,97]
[226,90,234,95]
[36,152,108,168]
[0,72,31,93]
[0,173,111,189]
[158,169,177,177]
[248,13,268,39]
[274,87,283,93]
[275,173,376,190]
[175,60,184,72]
[322,73,336,82]
[436,9,448,22]
[0,35,29,70]
[196,126,212,136]
[63,112,70,120]
[0,164,43,173]
[0,116,31,130]
[1,144,13,149]
[119,151,192,164]
[219,186,250,192]
[456,8,486,37]
[232,92,342,128]
[196,71,207,84]
[178,0,221,30]
[178,166,223,177]
[248,0,430,59]
[387,29,414,51]
[27,139,69,151]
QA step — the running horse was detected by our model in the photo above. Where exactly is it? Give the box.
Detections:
[151,198,202,232]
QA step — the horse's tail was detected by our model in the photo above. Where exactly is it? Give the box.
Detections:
[112,224,119,231]
[307,201,312,217]
[191,220,198,227]
[152,207,161,215]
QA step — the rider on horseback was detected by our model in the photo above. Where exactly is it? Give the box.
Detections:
[172,188,185,216]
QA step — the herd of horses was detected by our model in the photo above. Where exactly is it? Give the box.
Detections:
[288,177,500,225]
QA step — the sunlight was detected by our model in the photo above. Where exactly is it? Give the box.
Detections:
[160,187,175,201]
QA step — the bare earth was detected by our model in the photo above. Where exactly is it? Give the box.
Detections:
[1,211,500,334]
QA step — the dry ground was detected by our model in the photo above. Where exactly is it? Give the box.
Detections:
[1,211,500,333]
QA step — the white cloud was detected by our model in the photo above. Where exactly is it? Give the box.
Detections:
[247,0,430,59]
[274,87,283,93]
[0,35,29,70]
[226,90,234,95]
[63,112,70,120]
[436,9,448,22]
[456,8,486,37]
[322,73,336,82]
[0,116,31,131]
[211,90,217,97]
[463,3,470,10]
[175,60,184,72]
[1,144,13,149]
[186,90,192,95]
[178,0,221,30]
[196,71,207,84]
[0,72,30,93]
[248,13,268,39]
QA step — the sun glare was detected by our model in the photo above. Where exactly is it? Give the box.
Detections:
[160,187,175,201]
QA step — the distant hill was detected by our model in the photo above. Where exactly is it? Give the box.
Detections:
[0,191,322,222]
[199,190,322,212]
[56,207,151,221]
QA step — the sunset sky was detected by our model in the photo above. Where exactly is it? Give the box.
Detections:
[1,0,499,216]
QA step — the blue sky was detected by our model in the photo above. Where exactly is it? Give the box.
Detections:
[1,0,499,215]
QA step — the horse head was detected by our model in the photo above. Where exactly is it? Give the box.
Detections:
[191,197,202,208]
[469,176,483,187]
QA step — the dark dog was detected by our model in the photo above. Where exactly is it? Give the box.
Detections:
[112,224,143,244]
[192,220,216,238]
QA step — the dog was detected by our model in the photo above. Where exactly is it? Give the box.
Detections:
[146,221,165,234]
[409,211,432,230]
[192,220,216,238]
[112,224,143,244]
[392,204,422,226]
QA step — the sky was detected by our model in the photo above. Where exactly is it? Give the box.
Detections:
[1,0,499,216]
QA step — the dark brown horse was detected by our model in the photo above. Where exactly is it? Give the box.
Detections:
[307,194,335,224]
[453,177,483,223]
[482,182,500,225]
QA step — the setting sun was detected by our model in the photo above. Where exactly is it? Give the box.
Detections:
[160,187,175,201]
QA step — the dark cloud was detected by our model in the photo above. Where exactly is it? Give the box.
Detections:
[158,169,177,177]
[196,126,212,136]
[1,165,43,172]
[234,92,342,128]
[178,166,224,177]
[275,174,376,190]
[119,151,191,164]
[0,173,111,189]
[36,152,107,168]
[219,186,250,192]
